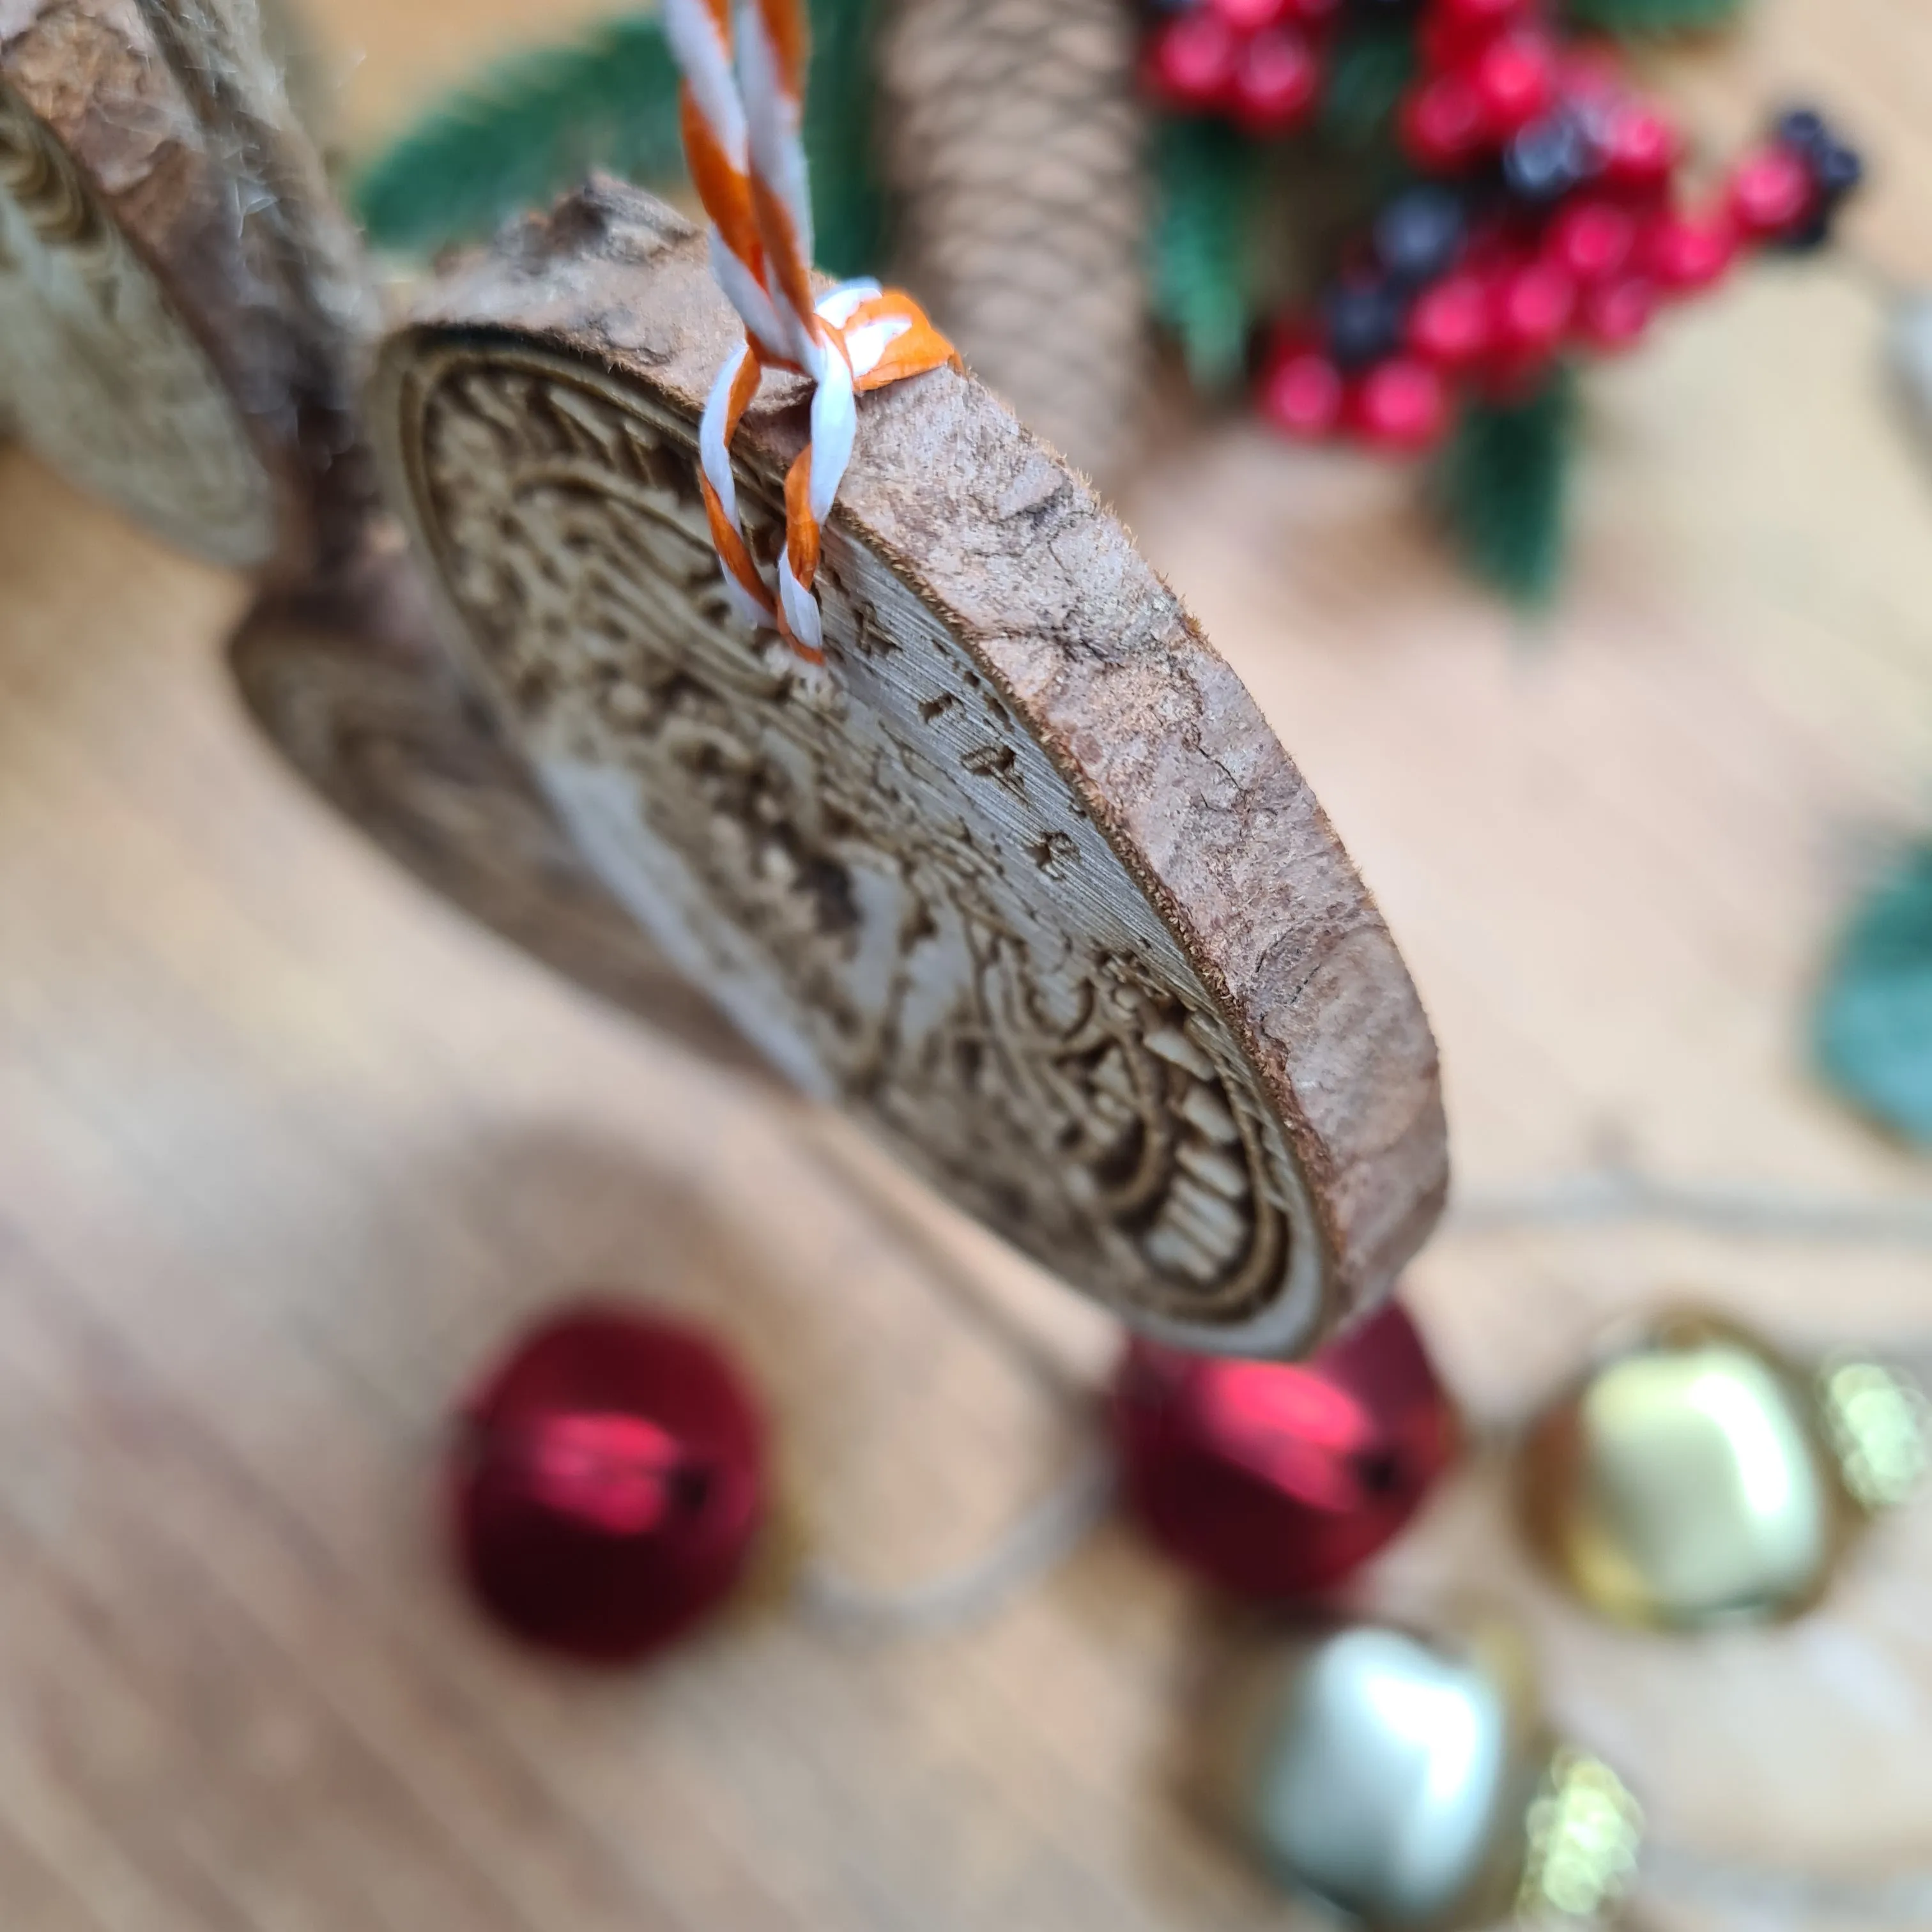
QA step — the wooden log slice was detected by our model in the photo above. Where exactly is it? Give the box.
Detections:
[230,539,773,1083]
[369,181,1446,1357]
[0,0,369,577]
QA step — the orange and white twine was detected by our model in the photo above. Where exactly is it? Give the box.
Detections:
[661,0,960,664]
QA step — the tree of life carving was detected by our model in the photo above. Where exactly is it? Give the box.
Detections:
[390,341,1328,1343]
[0,80,275,567]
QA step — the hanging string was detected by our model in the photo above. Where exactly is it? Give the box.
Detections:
[793,1440,1116,1639]
[1448,1160,1932,1248]
[659,0,960,666]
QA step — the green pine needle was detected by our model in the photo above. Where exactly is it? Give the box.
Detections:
[1319,24,1417,152]
[1432,367,1577,606]
[351,0,887,279]
[1814,845,1932,1147]
[1563,0,1747,36]
[1149,117,1262,396]
[351,15,685,252]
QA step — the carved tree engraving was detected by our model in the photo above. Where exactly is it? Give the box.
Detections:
[373,185,1446,1354]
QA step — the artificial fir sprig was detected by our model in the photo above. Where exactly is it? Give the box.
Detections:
[1562,0,1748,38]
[1150,118,1263,394]
[1429,365,1575,605]
[1815,847,1932,1149]
[351,0,887,279]
[1318,21,1416,152]
[352,15,685,253]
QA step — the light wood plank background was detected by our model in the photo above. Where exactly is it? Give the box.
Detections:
[5,2,1932,1926]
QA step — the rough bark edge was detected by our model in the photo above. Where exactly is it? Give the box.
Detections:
[379,180,1448,1325]
[0,0,374,578]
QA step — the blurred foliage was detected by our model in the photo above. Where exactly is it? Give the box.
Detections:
[351,15,684,252]
[1319,23,1418,152]
[351,0,887,279]
[1563,0,1748,36]
[802,0,890,281]
[1149,117,1262,395]
[1430,365,1576,605]
[1814,848,1932,1147]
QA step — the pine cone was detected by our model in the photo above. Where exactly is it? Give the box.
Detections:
[878,0,1151,484]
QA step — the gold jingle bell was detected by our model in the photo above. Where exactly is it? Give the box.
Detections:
[1209,1619,1641,1929]
[1520,1308,1929,1630]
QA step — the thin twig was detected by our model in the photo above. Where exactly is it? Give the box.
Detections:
[1448,1165,1932,1247]
[792,1116,1092,1400]
[1644,1839,1932,1925]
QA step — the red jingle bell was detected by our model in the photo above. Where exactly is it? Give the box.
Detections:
[450,1303,767,1662]
[1112,1301,1458,1600]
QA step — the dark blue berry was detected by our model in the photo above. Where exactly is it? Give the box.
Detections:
[1812,139,1864,204]
[1770,201,1836,254]
[1373,187,1467,289]
[1774,106,1830,158]
[1503,109,1598,206]
[1322,282,1407,371]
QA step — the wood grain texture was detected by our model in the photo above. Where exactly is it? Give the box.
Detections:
[369,182,1446,1354]
[0,0,370,577]
[4,1,1932,1926]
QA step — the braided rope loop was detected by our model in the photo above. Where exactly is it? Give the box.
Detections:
[663,0,960,663]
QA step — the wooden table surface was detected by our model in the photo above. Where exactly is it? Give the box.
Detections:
[5,2,1932,1927]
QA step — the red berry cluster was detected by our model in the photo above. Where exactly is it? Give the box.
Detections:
[1142,0,1335,139]
[1245,0,1862,452]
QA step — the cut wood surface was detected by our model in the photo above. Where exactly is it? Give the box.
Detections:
[4,1,1932,1927]
[0,0,369,577]
[369,182,1445,1354]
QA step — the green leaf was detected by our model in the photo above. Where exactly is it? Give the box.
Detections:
[1815,846,1932,1146]
[803,0,889,279]
[351,14,686,253]
[1563,0,1748,36]
[1149,117,1262,395]
[1431,366,1577,604]
[351,1,890,276]
[1319,23,1417,153]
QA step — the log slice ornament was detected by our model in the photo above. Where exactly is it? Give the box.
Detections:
[370,181,1446,1357]
[0,0,369,577]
